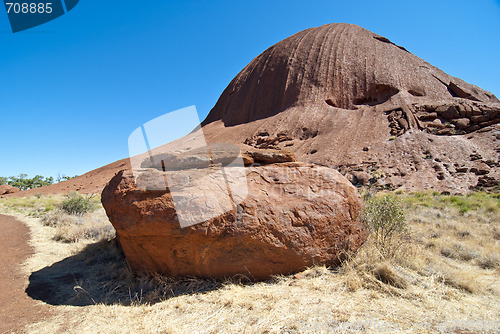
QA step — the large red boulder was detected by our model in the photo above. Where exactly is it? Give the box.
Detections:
[102,161,367,280]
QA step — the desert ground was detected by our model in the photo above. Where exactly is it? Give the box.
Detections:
[0,190,498,333]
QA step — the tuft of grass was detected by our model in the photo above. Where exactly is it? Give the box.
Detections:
[476,254,500,270]
[439,269,479,294]
[372,263,408,289]
[440,243,479,262]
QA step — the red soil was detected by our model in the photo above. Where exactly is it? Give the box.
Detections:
[0,214,53,332]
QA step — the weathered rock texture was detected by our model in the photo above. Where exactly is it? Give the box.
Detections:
[203,23,498,130]
[201,23,500,193]
[102,160,366,280]
[0,185,20,195]
[140,143,295,169]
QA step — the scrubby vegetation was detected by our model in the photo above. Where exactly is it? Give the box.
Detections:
[362,194,408,258]
[0,173,78,190]
[60,192,99,216]
[0,191,499,333]
[0,194,61,215]
[0,193,112,244]
[2,173,54,190]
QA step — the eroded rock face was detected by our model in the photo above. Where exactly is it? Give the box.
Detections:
[102,161,367,280]
[199,23,500,193]
[0,185,20,195]
[203,23,499,128]
[139,144,295,169]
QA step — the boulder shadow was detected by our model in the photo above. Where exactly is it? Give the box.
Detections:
[25,239,244,306]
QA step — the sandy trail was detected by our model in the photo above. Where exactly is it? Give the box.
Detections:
[0,214,52,333]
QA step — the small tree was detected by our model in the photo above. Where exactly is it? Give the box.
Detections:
[0,177,7,185]
[363,194,407,257]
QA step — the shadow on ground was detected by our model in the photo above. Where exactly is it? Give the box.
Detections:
[25,239,240,306]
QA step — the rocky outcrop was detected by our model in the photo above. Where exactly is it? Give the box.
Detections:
[102,154,367,280]
[388,100,500,137]
[203,23,498,128]
[199,23,500,193]
[0,185,20,195]
[243,149,295,165]
[139,143,295,169]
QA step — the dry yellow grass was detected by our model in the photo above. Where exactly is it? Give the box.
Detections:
[1,192,499,333]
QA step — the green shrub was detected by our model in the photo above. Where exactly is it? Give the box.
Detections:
[60,192,97,216]
[363,194,407,257]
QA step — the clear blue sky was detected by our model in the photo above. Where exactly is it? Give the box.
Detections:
[1,0,499,179]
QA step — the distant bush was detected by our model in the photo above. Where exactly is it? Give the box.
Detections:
[0,177,7,185]
[60,192,98,216]
[363,194,407,257]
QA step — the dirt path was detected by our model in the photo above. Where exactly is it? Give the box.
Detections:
[0,214,52,333]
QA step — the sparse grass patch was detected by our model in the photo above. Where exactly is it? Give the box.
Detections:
[40,207,115,244]
[438,267,479,294]
[51,209,115,243]
[1,193,111,244]
[400,191,500,214]
[0,194,62,216]
[477,253,500,270]
[41,210,74,227]
[440,242,480,262]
